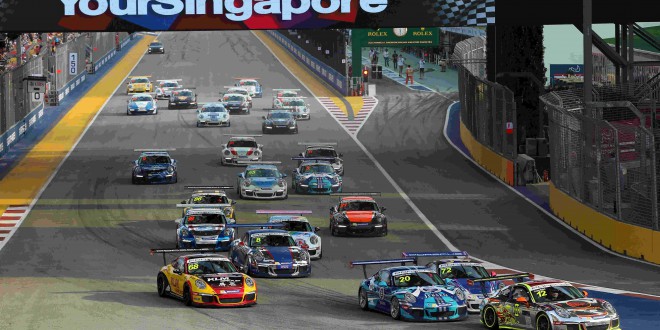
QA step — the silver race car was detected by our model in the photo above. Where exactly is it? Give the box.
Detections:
[220,135,264,166]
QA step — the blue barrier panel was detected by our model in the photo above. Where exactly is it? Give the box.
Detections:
[266,31,347,95]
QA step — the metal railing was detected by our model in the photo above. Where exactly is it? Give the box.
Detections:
[454,36,517,161]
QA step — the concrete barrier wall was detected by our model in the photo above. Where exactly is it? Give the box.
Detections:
[549,182,659,264]
[265,31,347,95]
[460,119,515,186]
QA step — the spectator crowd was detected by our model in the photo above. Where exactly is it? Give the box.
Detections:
[0,33,82,74]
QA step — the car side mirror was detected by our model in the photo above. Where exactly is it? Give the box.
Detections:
[314,227,321,233]
[231,200,237,205]
[221,144,227,149]
[298,153,304,157]
[238,173,244,178]
[196,110,200,113]
[380,207,386,212]
[582,290,588,297]
[339,153,344,158]
[258,144,263,149]
[174,219,182,226]
[282,174,288,178]
[262,116,267,120]
[181,200,187,204]
[228,218,236,224]
[173,269,182,275]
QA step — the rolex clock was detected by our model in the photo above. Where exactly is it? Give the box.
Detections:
[393,28,408,37]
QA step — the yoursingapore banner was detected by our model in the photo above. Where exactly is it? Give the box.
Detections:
[0,0,496,31]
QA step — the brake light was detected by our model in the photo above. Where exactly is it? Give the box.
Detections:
[247,150,253,156]
[230,149,238,155]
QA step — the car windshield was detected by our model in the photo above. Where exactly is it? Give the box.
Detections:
[139,155,170,165]
[439,264,490,279]
[241,81,257,86]
[250,234,295,247]
[283,100,305,107]
[230,89,247,95]
[191,195,229,204]
[531,285,584,303]
[279,92,297,97]
[227,140,257,148]
[393,271,444,287]
[339,201,378,211]
[132,96,152,102]
[186,259,237,275]
[133,78,149,83]
[174,91,193,96]
[301,164,334,174]
[245,168,279,178]
[150,43,162,47]
[202,106,226,113]
[185,213,227,225]
[307,149,337,158]
[269,112,292,119]
[224,95,244,102]
[162,82,178,87]
[281,221,312,232]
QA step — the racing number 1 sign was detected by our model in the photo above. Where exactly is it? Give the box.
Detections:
[69,53,78,75]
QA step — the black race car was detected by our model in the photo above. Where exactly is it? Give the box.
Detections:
[168,89,198,109]
[262,110,298,134]
[148,42,165,54]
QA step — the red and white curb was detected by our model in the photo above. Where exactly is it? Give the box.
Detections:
[0,205,29,249]
[318,97,379,135]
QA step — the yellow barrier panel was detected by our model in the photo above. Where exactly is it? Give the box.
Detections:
[460,119,514,185]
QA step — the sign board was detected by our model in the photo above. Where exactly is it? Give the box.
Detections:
[355,28,439,46]
[69,53,78,75]
[549,64,584,87]
[25,77,47,104]
[506,122,514,135]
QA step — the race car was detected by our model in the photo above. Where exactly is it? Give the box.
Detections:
[155,79,182,99]
[168,88,197,109]
[272,89,300,107]
[152,249,257,307]
[274,97,311,120]
[329,193,387,236]
[131,149,177,184]
[262,110,298,134]
[402,251,533,313]
[126,76,153,94]
[175,208,237,251]
[228,228,311,278]
[197,103,230,127]
[257,210,322,259]
[220,93,250,114]
[351,258,469,322]
[126,93,157,115]
[221,86,252,108]
[220,135,263,166]
[148,41,165,54]
[233,77,263,98]
[290,159,343,194]
[480,281,621,330]
[179,186,237,219]
[237,163,288,200]
[297,142,344,175]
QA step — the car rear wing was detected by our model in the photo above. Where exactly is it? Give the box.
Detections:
[236,161,282,165]
[350,258,416,278]
[176,204,232,208]
[468,273,535,286]
[298,142,338,146]
[273,89,301,91]
[331,192,381,196]
[223,134,263,138]
[185,186,235,190]
[232,77,261,80]
[134,148,176,152]
[150,248,216,265]
[291,157,336,162]
[256,210,313,216]
[157,79,183,82]
[401,251,470,265]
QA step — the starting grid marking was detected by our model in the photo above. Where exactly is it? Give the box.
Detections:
[0,205,29,246]
[318,97,378,135]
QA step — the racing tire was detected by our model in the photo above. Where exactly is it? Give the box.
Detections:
[331,224,340,237]
[359,288,369,311]
[482,305,499,329]
[244,256,254,276]
[196,122,200,127]
[536,313,551,330]
[168,104,173,110]
[227,121,231,127]
[183,285,193,306]
[293,128,299,134]
[390,298,401,320]
[282,192,288,200]
[157,273,169,297]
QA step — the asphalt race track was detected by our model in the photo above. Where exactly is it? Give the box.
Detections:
[0,31,478,329]
[0,31,658,329]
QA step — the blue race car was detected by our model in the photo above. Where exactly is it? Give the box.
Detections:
[403,252,533,313]
[290,159,342,194]
[237,163,288,200]
[126,93,158,115]
[175,208,238,251]
[229,228,311,278]
[256,210,322,260]
[131,149,177,184]
[351,258,469,322]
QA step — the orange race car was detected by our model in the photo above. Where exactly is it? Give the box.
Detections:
[151,249,257,307]
[328,193,388,237]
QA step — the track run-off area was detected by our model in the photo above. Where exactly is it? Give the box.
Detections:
[0,31,659,329]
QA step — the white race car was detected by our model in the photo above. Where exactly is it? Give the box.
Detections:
[260,210,322,260]
[155,79,183,99]
[221,86,253,108]
[197,102,230,127]
[220,135,263,166]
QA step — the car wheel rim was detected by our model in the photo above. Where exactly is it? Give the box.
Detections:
[537,315,549,330]
[484,307,496,327]
[391,300,399,318]
[359,290,367,308]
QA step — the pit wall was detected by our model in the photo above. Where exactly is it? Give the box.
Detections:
[459,119,515,186]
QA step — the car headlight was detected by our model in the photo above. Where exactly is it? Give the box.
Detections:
[289,121,295,127]
[224,208,232,216]
[455,289,466,301]
[128,84,134,89]
[167,165,175,174]
[372,215,382,224]
[245,277,255,287]
[224,150,231,156]
[404,293,417,304]
[253,251,265,262]
[310,235,319,245]
[554,306,572,318]
[243,179,252,187]
[181,229,190,237]
[223,114,228,119]
[277,179,285,187]
[198,114,204,119]
[129,104,137,109]
[195,279,207,290]
[602,301,616,314]
[253,150,260,157]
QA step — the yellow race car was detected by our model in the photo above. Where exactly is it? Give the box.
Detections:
[152,249,258,307]
[127,76,153,94]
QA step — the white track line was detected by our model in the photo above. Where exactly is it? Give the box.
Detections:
[0,33,157,253]
[258,31,660,299]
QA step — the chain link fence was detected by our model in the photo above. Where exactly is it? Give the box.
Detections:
[0,52,43,134]
[542,85,660,230]
[454,36,517,160]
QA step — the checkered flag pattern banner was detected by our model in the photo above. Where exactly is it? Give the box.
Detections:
[425,0,495,26]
